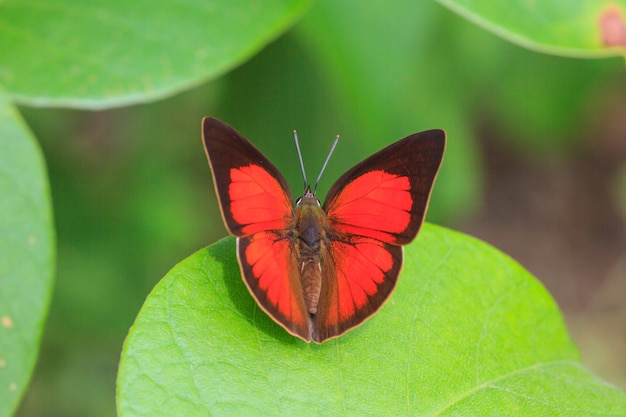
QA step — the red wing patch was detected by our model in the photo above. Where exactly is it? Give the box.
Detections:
[238,232,312,341]
[229,165,293,236]
[324,170,413,243]
[312,237,402,343]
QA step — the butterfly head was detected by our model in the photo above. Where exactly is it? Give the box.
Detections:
[296,186,320,207]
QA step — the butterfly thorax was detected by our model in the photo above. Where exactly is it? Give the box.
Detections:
[293,190,327,316]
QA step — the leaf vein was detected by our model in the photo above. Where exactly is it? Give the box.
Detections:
[429,359,583,416]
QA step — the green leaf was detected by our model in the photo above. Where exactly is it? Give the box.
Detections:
[117,224,626,416]
[0,95,55,417]
[437,0,626,58]
[0,0,311,109]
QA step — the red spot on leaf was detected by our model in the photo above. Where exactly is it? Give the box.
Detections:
[600,6,626,48]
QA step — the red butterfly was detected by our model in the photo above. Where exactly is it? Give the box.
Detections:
[202,117,445,343]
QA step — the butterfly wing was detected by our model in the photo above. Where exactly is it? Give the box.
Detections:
[313,130,445,342]
[323,129,446,245]
[237,232,311,340]
[312,238,403,342]
[202,117,293,237]
[202,117,312,341]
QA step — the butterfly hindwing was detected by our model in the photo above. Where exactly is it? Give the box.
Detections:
[237,232,312,340]
[312,238,402,342]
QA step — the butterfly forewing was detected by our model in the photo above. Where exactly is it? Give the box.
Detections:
[323,130,445,245]
[202,118,293,237]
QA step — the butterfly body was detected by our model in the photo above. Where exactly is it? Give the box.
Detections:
[292,188,325,315]
[203,117,445,343]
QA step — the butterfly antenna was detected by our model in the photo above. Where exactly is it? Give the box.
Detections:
[293,130,308,191]
[314,135,340,195]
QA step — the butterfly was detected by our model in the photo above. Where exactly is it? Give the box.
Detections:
[202,117,445,343]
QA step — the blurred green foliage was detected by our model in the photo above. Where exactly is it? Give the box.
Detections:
[0,0,624,416]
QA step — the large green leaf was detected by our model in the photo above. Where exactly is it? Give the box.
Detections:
[437,0,626,58]
[0,0,310,109]
[117,224,625,416]
[0,95,55,417]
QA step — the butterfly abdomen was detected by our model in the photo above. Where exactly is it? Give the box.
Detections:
[294,194,328,315]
